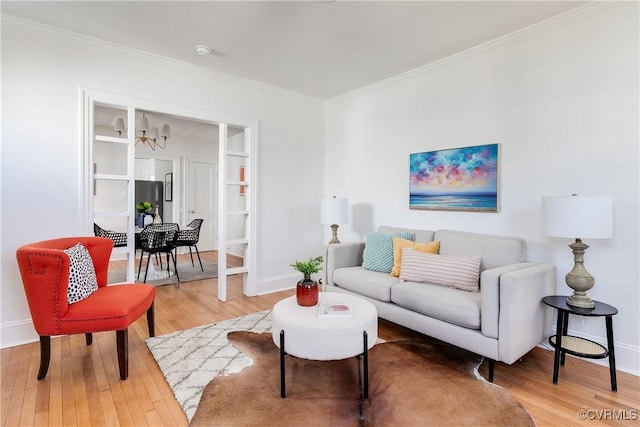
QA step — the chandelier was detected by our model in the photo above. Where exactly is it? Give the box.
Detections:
[113,113,171,151]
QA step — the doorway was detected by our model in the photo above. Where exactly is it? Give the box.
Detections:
[185,159,217,251]
[83,88,256,301]
[135,157,175,224]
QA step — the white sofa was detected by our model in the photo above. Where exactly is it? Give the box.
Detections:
[324,226,556,381]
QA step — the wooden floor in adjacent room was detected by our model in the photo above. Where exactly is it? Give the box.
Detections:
[2,251,639,426]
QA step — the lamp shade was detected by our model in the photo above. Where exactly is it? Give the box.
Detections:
[113,117,126,134]
[137,116,150,132]
[321,197,349,225]
[149,127,159,139]
[541,195,613,239]
[160,124,171,138]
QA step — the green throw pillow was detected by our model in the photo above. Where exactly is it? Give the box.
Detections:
[362,231,412,273]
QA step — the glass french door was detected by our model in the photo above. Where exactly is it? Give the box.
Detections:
[84,91,137,283]
[216,123,257,301]
[84,89,257,295]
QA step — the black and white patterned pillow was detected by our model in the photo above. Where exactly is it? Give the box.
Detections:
[64,243,98,304]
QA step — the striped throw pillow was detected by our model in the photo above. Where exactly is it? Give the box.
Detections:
[390,237,440,277]
[399,248,481,292]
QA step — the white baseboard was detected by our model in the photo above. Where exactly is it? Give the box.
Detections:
[256,273,297,295]
[255,279,640,377]
[4,291,638,377]
[541,327,639,377]
[1,318,39,349]
[537,341,639,377]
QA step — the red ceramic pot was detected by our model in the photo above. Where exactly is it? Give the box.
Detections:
[296,278,319,306]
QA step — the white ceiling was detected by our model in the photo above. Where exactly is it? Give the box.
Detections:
[3,1,587,100]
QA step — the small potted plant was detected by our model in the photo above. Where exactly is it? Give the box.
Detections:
[136,201,153,228]
[290,256,323,306]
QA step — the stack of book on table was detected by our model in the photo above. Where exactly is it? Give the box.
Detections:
[317,300,353,318]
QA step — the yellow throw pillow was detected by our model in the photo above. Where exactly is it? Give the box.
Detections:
[391,237,440,277]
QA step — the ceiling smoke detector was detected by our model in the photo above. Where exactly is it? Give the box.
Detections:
[194,45,211,56]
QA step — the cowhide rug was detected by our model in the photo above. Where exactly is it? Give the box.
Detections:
[190,331,534,426]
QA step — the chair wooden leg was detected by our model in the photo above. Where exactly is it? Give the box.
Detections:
[116,329,128,380]
[37,336,51,380]
[147,303,155,337]
[488,359,495,382]
[85,333,93,345]
[194,245,203,271]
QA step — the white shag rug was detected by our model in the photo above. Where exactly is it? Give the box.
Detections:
[145,310,271,421]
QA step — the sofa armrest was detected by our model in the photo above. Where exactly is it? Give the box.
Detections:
[481,262,538,339]
[492,263,556,364]
[325,242,365,286]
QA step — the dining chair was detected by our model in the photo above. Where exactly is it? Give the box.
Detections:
[176,218,204,271]
[93,223,127,247]
[137,223,180,283]
[16,236,155,380]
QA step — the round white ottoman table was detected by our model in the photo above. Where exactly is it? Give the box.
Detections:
[271,292,378,398]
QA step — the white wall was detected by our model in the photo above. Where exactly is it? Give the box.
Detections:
[325,3,639,375]
[3,4,638,377]
[1,17,325,347]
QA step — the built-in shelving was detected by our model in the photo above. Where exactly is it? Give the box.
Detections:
[217,125,254,301]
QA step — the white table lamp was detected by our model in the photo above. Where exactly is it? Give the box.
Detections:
[321,196,349,244]
[541,195,613,309]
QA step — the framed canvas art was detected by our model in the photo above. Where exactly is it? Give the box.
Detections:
[165,173,173,201]
[409,143,500,212]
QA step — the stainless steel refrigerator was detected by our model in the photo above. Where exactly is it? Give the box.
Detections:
[135,180,163,220]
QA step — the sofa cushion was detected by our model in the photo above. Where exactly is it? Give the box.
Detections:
[434,229,526,270]
[332,267,398,302]
[378,226,435,243]
[362,231,411,273]
[391,281,481,329]
[399,248,481,292]
[390,237,440,277]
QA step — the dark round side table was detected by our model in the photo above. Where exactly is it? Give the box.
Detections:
[542,295,618,391]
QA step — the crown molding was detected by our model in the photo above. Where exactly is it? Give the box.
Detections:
[326,1,629,105]
[1,14,323,103]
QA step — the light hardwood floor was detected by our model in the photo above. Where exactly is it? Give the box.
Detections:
[2,251,638,426]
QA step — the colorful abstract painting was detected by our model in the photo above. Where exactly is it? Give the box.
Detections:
[409,144,499,212]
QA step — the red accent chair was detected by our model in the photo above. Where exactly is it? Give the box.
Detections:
[16,236,155,380]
